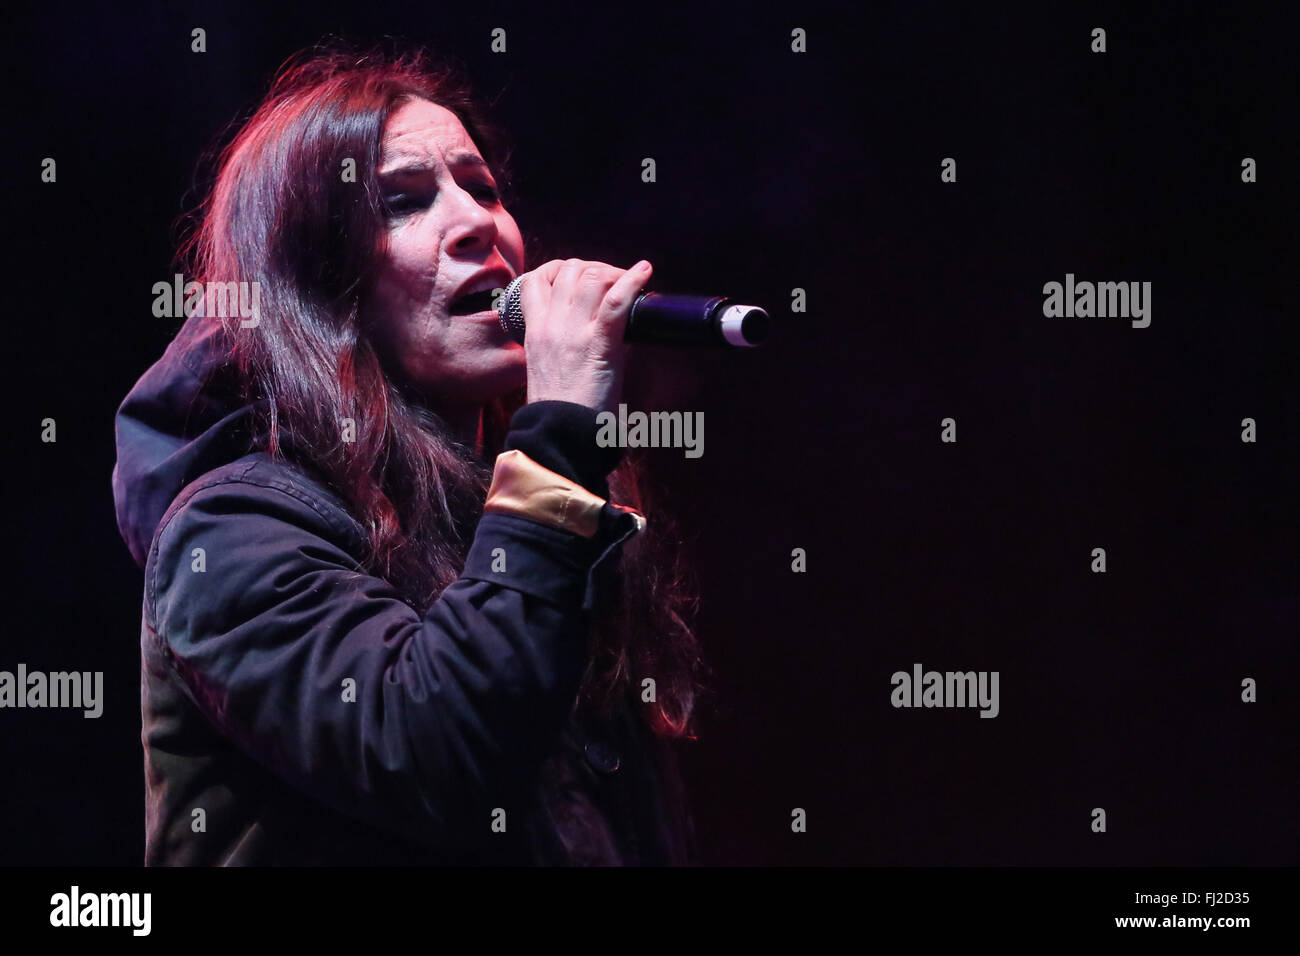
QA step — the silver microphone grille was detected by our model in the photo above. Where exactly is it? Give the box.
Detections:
[496,275,527,344]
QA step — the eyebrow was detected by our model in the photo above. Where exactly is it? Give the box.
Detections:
[447,151,489,169]
[379,152,490,176]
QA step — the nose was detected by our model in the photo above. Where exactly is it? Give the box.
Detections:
[445,188,498,255]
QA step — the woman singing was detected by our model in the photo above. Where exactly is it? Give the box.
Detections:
[111,44,705,865]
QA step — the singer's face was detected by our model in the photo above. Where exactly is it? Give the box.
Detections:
[364,97,527,410]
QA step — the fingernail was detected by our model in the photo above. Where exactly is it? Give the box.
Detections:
[637,260,652,271]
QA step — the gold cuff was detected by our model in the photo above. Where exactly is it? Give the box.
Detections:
[483,449,610,538]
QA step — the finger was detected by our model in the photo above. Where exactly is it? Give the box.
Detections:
[570,261,624,326]
[517,259,565,333]
[596,260,652,330]
[535,258,565,282]
[547,258,592,326]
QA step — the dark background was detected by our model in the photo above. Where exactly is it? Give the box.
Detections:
[5,0,1296,865]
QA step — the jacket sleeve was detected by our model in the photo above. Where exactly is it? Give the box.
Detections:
[145,400,644,851]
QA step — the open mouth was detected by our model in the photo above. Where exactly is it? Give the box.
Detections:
[448,289,499,316]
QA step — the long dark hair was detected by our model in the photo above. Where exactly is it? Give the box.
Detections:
[179,41,707,737]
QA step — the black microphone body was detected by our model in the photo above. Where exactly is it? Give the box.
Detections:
[496,277,770,348]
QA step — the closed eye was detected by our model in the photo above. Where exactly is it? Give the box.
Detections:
[383,183,499,218]
[382,191,432,217]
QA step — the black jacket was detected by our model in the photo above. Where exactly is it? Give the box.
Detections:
[112,312,697,865]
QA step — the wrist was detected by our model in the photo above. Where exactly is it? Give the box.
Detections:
[504,400,624,499]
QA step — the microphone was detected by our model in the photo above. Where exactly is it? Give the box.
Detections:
[496,276,770,348]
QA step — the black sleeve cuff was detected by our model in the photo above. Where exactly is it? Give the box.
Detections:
[503,401,624,500]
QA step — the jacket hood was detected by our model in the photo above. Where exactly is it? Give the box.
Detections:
[112,313,256,568]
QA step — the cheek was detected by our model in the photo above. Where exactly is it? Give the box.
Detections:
[379,228,442,304]
[368,233,443,345]
[498,217,526,270]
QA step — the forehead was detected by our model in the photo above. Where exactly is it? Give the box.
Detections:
[379,98,481,172]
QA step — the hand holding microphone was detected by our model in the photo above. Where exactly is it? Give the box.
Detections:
[510,258,654,415]
[499,260,770,349]
[505,258,770,414]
